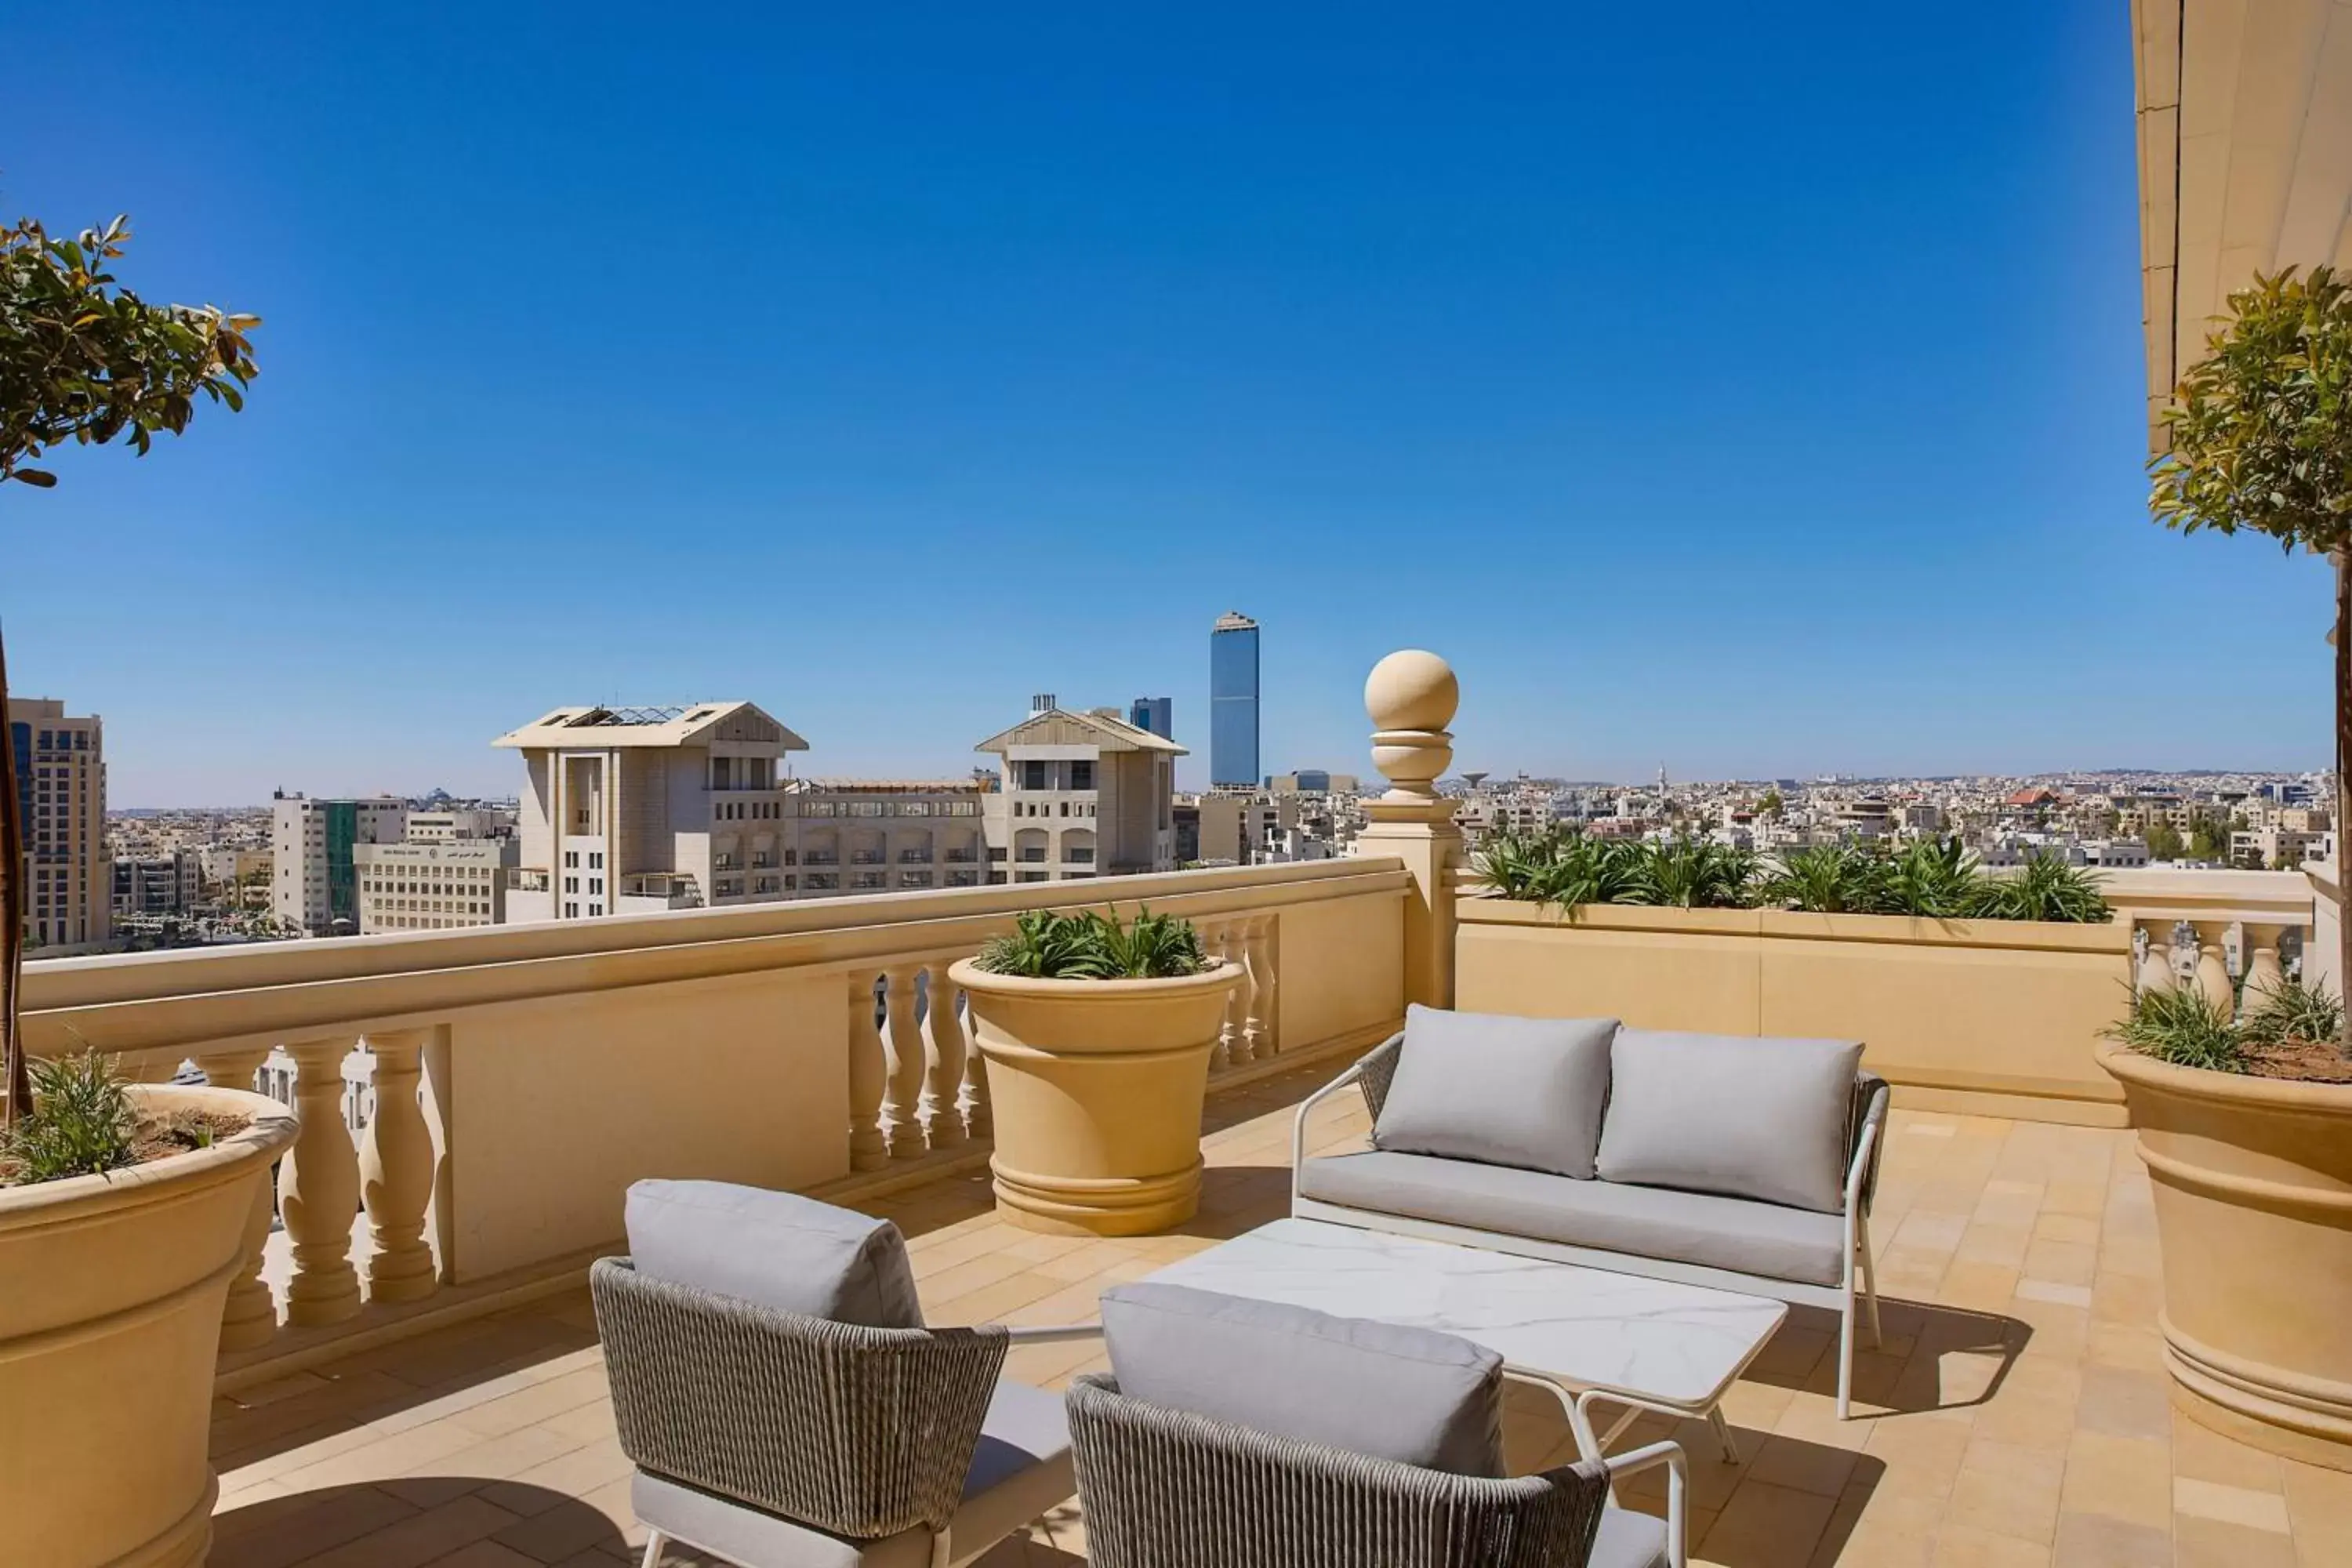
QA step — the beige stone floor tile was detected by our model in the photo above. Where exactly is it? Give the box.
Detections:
[1861,1412,1973,1500]
[1928,1524,2053,1566]
[297,1494,524,1568]
[2280,1457,2352,1555]
[2172,1514,2299,1567]
[2172,1475,2293,1534]
[1945,1437,2063,1545]
[1747,1433,1861,1498]
[423,1541,549,1567]
[2059,1430,2173,1530]
[446,1367,612,1440]
[2085,1323,2166,1375]
[2042,1180,2110,1218]
[2167,1407,2284,1493]
[377,1423,592,1510]
[2076,1367,2175,1444]
[2049,1510,2173,1566]
[1698,1478,1838,1568]
[268,1418,492,1496]
[1936,1263,2020,1313]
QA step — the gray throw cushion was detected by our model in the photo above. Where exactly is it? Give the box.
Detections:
[1098,1282,1504,1477]
[1595,1030,1864,1213]
[1297,1149,1849,1287]
[625,1179,924,1328]
[1371,1004,1620,1179]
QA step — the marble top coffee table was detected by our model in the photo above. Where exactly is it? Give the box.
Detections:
[1143,1217,1787,1461]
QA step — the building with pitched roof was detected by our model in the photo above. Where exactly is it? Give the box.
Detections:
[975,696,1185,880]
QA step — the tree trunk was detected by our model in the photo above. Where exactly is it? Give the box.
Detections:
[2337,556,2351,1054]
[0,618,27,1123]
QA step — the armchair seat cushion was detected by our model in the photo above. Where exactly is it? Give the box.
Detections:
[1591,1505,1671,1568]
[630,1377,1073,1568]
[1298,1151,1848,1288]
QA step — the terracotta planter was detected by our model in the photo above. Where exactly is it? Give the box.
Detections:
[2097,1042,2352,1471]
[951,958,1244,1236]
[0,1084,299,1567]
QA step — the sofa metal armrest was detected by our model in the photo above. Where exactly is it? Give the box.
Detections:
[1289,1033,1402,1185]
[1001,1323,1103,1345]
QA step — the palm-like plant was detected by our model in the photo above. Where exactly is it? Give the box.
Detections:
[975,907,1207,980]
[1879,837,1980,918]
[1759,844,1885,914]
[1969,852,2111,924]
[1635,835,1758,909]
[2238,976,2344,1051]
[2107,982,2243,1073]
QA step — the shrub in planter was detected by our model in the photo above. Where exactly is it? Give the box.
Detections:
[953,909,1243,1236]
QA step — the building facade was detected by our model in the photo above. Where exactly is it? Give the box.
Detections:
[272,794,408,936]
[111,851,201,918]
[9,698,107,949]
[790,780,990,898]
[1128,696,1173,740]
[496,702,811,922]
[977,699,1183,882]
[1210,611,1260,788]
[357,837,520,932]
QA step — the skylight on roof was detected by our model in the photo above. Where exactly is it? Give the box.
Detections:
[565,705,688,728]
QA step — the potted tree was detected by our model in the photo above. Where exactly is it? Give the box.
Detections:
[2,216,296,1567]
[951,907,1243,1236]
[2103,264,2352,1469]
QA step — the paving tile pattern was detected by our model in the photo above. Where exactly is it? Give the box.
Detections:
[209,1065,2350,1566]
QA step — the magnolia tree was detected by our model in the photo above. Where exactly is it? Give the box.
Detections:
[0,216,257,1123]
[2150,265,2352,1046]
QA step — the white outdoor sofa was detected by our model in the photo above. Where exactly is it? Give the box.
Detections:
[1292,1006,1890,1418]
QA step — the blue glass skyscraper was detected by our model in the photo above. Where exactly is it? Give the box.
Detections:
[1210,612,1260,788]
[1128,695,1172,739]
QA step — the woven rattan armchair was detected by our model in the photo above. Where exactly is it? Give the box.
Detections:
[593,1258,1096,1568]
[1066,1374,1687,1568]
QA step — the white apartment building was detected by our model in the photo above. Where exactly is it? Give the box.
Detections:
[976,699,1181,883]
[356,837,519,932]
[9,698,108,949]
[792,780,990,897]
[496,702,810,921]
[111,851,201,917]
[272,794,408,936]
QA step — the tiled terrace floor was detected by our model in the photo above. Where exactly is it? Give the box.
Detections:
[209,1060,2349,1567]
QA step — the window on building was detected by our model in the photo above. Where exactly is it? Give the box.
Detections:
[1070,760,1094,790]
[1019,760,1047,790]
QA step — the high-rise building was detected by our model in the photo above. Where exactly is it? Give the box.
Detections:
[1128,695,1173,740]
[977,697,1183,881]
[356,837,518,933]
[1210,611,1260,789]
[272,793,408,936]
[9,698,107,949]
[112,851,201,918]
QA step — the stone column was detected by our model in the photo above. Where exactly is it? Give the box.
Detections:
[2190,921,2237,1018]
[358,1029,437,1304]
[1240,916,1273,1060]
[1352,650,1465,1009]
[278,1035,364,1327]
[201,1047,279,1352]
[920,964,968,1149]
[1206,919,1245,1068]
[848,969,889,1171]
[2244,922,2288,1007]
[956,982,993,1140]
[884,967,928,1160]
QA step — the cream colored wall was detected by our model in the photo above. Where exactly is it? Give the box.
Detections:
[441,969,848,1281]
[1456,901,2136,1127]
[1269,887,1406,1051]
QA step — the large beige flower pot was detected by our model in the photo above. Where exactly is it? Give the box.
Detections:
[0,1083,299,1568]
[2098,1043,2352,1470]
[951,957,1244,1236]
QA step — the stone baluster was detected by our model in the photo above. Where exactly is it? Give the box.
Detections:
[920,964,967,1149]
[2193,921,2236,1018]
[1240,916,1272,1062]
[1213,920,1250,1068]
[848,970,889,1171]
[277,1035,364,1327]
[2244,922,2288,1007]
[1250,916,1279,1058]
[2136,919,2181,996]
[957,985,993,1140]
[358,1029,437,1304]
[199,1047,279,1352]
[884,967,928,1160]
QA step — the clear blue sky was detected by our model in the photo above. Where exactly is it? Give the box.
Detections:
[6,2,2328,805]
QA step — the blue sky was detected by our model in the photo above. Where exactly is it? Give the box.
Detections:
[5,3,2328,804]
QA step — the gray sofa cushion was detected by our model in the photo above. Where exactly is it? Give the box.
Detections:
[1296,1150,1848,1287]
[1595,1029,1864,1213]
[625,1179,924,1329]
[1099,1281,1504,1477]
[1372,1004,1620,1179]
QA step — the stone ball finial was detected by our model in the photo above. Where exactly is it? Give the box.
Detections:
[1364,650,1459,734]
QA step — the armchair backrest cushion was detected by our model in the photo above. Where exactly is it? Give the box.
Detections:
[1595,1029,1865,1213]
[1098,1282,1505,1477]
[1372,1004,1620,1179]
[624,1179,924,1328]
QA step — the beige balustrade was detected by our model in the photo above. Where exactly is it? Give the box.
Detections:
[359,1029,438,1303]
[278,1035,364,1327]
[2103,868,2320,1022]
[17,856,1410,1378]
